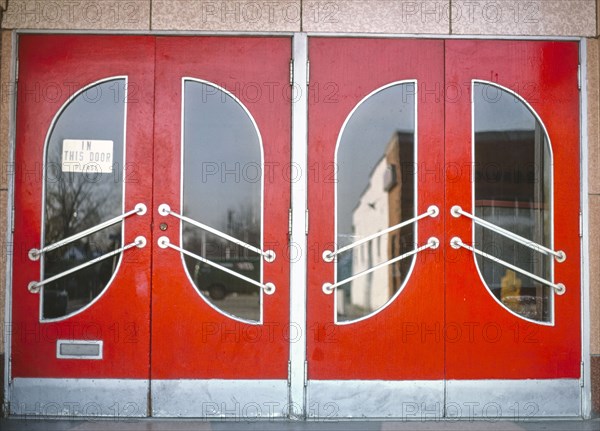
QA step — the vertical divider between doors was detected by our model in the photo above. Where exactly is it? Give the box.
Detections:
[442,39,448,418]
[148,36,158,417]
[289,32,309,419]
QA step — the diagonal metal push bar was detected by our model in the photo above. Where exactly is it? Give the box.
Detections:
[158,204,276,263]
[450,236,566,295]
[322,237,439,294]
[28,236,147,294]
[157,236,275,295]
[28,203,147,261]
[451,205,566,263]
[322,205,439,262]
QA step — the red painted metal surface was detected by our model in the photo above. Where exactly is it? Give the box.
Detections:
[12,35,155,378]
[151,37,291,379]
[445,40,581,379]
[307,38,446,380]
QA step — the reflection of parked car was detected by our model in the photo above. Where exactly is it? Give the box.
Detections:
[43,288,68,318]
[193,257,260,300]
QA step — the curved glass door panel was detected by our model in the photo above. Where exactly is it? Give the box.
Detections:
[473,81,553,324]
[335,82,416,323]
[42,78,126,320]
[182,79,263,323]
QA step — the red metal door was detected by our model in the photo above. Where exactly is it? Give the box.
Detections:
[306,38,581,418]
[445,40,581,400]
[306,38,446,416]
[150,37,292,416]
[11,35,155,415]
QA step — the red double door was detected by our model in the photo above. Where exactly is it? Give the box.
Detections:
[11,36,581,418]
[306,38,581,418]
[12,35,291,417]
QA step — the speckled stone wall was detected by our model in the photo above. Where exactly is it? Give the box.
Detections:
[0,0,596,36]
[2,0,151,30]
[451,0,596,36]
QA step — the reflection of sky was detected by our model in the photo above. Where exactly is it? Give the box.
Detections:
[183,81,261,233]
[337,84,415,237]
[473,83,535,132]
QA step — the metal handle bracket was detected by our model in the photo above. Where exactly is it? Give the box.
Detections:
[28,236,146,294]
[323,237,439,294]
[323,205,439,262]
[451,205,566,262]
[28,203,147,261]
[450,236,566,295]
[158,236,275,295]
[159,204,276,262]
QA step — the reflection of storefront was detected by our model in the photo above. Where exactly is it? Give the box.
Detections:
[474,120,551,322]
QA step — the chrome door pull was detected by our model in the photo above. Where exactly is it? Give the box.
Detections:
[323,237,439,294]
[28,236,147,294]
[158,236,276,295]
[450,236,566,295]
[451,205,566,262]
[28,203,147,261]
[322,205,439,262]
[158,203,276,262]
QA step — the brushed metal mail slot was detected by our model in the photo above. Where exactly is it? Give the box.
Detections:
[57,340,103,360]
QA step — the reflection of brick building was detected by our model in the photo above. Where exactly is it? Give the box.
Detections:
[350,131,414,312]
[385,132,415,297]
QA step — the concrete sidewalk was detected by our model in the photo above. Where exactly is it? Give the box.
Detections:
[0,418,598,431]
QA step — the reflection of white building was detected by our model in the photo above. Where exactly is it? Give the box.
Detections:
[347,132,414,314]
[350,156,389,311]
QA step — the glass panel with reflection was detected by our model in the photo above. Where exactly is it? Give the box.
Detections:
[42,78,126,319]
[473,82,552,323]
[336,83,416,322]
[182,80,263,322]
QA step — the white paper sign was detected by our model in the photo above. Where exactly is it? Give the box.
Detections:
[62,139,114,174]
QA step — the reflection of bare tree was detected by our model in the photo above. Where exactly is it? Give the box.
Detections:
[184,202,260,260]
[46,172,105,243]
[43,145,122,318]
[45,146,119,250]
[224,203,260,254]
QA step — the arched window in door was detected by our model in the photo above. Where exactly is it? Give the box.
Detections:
[41,78,127,320]
[334,81,417,323]
[473,81,555,324]
[181,79,264,323]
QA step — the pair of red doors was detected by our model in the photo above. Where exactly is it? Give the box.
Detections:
[10,35,581,418]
